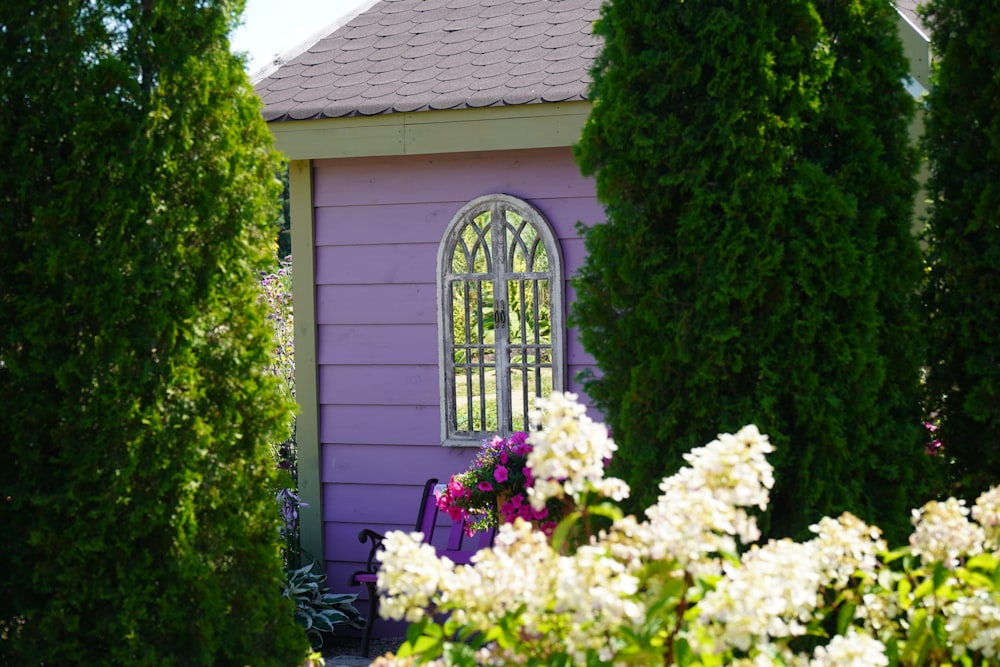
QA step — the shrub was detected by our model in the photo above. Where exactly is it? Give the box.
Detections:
[371,393,1000,666]
[572,0,926,541]
[920,0,1000,500]
[0,1,307,664]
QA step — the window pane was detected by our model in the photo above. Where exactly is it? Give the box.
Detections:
[508,363,553,433]
[450,274,497,434]
[452,212,492,275]
[454,346,497,433]
[504,209,548,273]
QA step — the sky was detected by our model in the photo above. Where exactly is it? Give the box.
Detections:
[230,0,372,74]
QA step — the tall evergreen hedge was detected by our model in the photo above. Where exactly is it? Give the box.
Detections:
[0,2,307,664]
[573,0,926,539]
[921,0,1000,499]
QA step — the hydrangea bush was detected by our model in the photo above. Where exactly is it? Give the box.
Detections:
[373,392,1000,666]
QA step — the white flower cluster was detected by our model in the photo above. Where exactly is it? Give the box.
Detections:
[909,497,985,568]
[973,485,1000,550]
[698,512,890,654]
[642,425,774,567]
[698,539,823,652]
[944,588,1000,659]
[810,512,885,588]
[374,391,1000,666]
[376,531,453,622]
[525,391,625,509]
[807,629,889,667]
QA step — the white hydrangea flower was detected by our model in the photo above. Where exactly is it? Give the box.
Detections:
[445,519,559,630]
[698,539,822,652]
[856,590,900,635]
[376,531,454,622]
[972,485,1000,550]
[641,425,774,568]
[944,588,1000,659]
[810,512,885,588]
[909,497,985,568]
[809,630,888,667]
[677,424,775,510]
[526,392,620,510]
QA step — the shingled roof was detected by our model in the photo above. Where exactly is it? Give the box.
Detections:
[254,0,603,122]
[255,0,931,124]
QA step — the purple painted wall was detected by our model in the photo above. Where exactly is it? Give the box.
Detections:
[312,146,603,617]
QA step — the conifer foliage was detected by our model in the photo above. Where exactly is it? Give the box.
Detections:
[921,0,1000,498]
[0,2,307,664]
[573,0,925,539]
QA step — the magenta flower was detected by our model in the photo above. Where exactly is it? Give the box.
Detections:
[478,481,493,492]
[494,465,508,483]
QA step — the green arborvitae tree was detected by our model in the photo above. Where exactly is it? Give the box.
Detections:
[921,0,1000,499]
[573,0,925,540]
[0,2,307,665]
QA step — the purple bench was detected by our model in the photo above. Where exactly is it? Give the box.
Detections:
[348,478,495,657]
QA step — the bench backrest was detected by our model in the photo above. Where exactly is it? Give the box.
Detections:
[415,478,495,565]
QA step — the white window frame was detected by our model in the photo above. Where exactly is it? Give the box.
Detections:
[436,194,565,447]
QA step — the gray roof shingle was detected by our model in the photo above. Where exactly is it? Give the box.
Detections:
[255,0,930,123]
[255,0,603,122]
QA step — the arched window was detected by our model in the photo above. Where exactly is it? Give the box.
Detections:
[437,194,565,446]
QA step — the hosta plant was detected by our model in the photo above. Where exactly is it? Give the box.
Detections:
[283,562,365,650]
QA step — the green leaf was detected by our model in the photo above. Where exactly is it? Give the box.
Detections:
[836,601,857,635]
[932,561,949,592]
[586,501,624,522]
[897,577,913,609]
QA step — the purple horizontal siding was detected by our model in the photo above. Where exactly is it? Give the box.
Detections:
[320,365,438,405]
[323,443,478,485]
[318,284,436,325]
[313,148,597,207]
[317,324,439,365]
[312,146,603,613]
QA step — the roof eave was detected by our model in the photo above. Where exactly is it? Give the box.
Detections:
[267,100,593,160]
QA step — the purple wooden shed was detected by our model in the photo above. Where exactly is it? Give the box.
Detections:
[253,0,931,637]
[253,0,605,628]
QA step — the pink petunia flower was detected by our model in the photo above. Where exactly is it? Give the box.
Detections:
[478,481,493,492]
[494,465,508,483]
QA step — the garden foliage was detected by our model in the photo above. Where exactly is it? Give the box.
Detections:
[374,393,1000,667]
[920,0,1000,499]
[572,0,927,539]
[0,1,307,664]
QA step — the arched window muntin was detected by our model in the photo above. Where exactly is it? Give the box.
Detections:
[437,194,565,446]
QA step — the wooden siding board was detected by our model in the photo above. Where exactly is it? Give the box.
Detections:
[322,443,477,485]
[317,323,438,365]
[312,148,594,207]
[320,404,442,445]
[317,284,436,325]
[531,195,606,235]
[560,236,587,272]
[320,365,439,406]
[315,202,455,246]
[315,242,438,285]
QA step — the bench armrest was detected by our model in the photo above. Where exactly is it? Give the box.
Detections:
[357,528,386,575]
